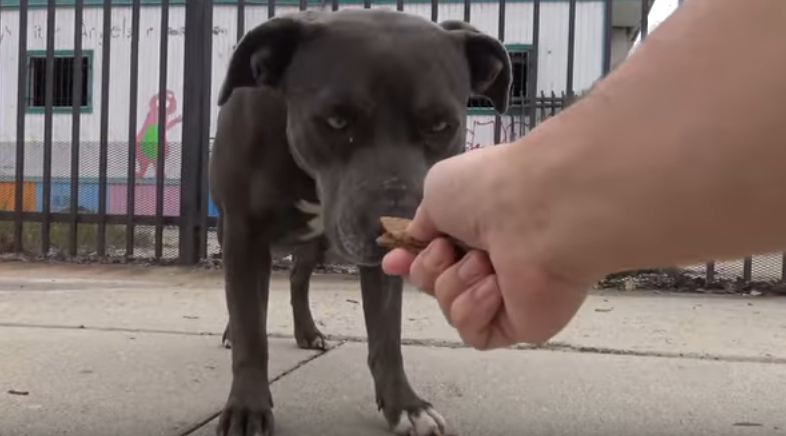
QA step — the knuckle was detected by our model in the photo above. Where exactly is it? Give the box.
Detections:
[450,305,474,331]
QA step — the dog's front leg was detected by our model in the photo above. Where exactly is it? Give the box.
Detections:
[217,213,275,436]
[290,238,328,350]
[359,265,447,436]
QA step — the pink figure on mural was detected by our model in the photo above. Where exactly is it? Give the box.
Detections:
[136,90,183,179]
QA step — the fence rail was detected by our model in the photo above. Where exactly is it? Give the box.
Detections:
[0,0,782,286]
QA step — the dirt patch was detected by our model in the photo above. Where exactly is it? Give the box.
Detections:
[596,267,786,296]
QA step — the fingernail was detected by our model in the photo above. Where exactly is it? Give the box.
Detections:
[457,252,485,283]
[472,276,498,302]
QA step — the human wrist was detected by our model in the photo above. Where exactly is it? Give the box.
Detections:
[497,107,622,282]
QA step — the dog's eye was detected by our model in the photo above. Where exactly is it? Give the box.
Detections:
[326,116,348,130]
[430,120,449,133]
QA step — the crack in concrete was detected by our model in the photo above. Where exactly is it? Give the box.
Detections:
[4,322,786,366]
[177,341,346,436]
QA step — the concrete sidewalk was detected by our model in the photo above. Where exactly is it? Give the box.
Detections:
[1,262,786,436]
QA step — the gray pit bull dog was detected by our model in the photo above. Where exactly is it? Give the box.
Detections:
[209,9,511,436]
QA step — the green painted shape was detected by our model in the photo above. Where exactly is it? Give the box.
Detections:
[140,124,160,160]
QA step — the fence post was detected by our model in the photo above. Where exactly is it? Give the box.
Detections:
[179,0,213,265]
[602,0,612,76]
[526,0,540,134]
[14,0,29,254]
[705,261,715,284]
[743,256,753,283]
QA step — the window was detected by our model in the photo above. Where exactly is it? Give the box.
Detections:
[468,49,528,111]
[27,51,92,113]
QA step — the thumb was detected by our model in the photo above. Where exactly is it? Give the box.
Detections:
[406,205,441,242]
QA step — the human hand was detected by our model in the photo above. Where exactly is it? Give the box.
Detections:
[382,143,595,349]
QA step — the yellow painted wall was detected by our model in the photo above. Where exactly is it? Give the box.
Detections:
[0,182,37,212]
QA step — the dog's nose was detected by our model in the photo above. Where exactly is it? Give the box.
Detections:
[378,178,420,217]
[381,177,406,191]
[384,190,418,216]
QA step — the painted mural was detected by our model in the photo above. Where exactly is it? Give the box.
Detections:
[136,90,182,179]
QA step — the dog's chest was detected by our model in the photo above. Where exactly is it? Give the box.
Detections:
[269,198,325,246]
[290,199,324,241]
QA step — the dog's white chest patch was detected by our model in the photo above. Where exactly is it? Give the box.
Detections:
[294,199,324,241]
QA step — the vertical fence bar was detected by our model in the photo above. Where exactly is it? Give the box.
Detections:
[14,0,28,253]
[566,0,576,98]
[126,0,141,257]
[154,0,170,259]
[180,0,213,264]
[68,0,85,257]
[97,0,112,256]
[743,257,753,283]
[526,0,540,134]
[639,0,649,41]
[602,0,612,76]
[463,0,470,22]
[493,0,505,144]
[781,253,786,283]
[236,0,245,41]
[198,1,214,260]
[0,0,2,192]
[706,261,715,284]
[41,0,56,256]
[268,0,275,18]
[548,91,555,117]
[430,0,437,22]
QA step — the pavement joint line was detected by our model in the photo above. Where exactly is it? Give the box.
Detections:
[4,322,786,366]
[324,334,786,366]
[0,322,220,337]
[177,341,346,436]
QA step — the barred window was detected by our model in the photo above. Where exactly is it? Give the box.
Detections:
[467,50,527,109]
[27,52,91,111]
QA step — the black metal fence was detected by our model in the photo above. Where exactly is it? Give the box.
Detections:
[0,0,783,286]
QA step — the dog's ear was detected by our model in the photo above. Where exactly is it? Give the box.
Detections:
[218,12,320,106]
[440,20,512,114]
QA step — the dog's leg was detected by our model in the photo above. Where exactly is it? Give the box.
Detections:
[222,238,328,351]
[360,265,447,436]
[217,211,236,349]
[217,213,275,436]
[290,238,328,350]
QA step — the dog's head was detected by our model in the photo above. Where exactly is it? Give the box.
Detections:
[218,10,511,265]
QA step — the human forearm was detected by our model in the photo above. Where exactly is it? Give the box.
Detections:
[516,0,786,278]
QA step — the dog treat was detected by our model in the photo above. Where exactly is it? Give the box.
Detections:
[376,216,470,255]
[376,217,429,253]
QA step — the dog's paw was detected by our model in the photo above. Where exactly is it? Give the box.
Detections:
[216,402,274,436]
[391,407,448,436]
[295,329,328,350]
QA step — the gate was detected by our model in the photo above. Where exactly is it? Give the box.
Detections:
[0,0,782,287]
